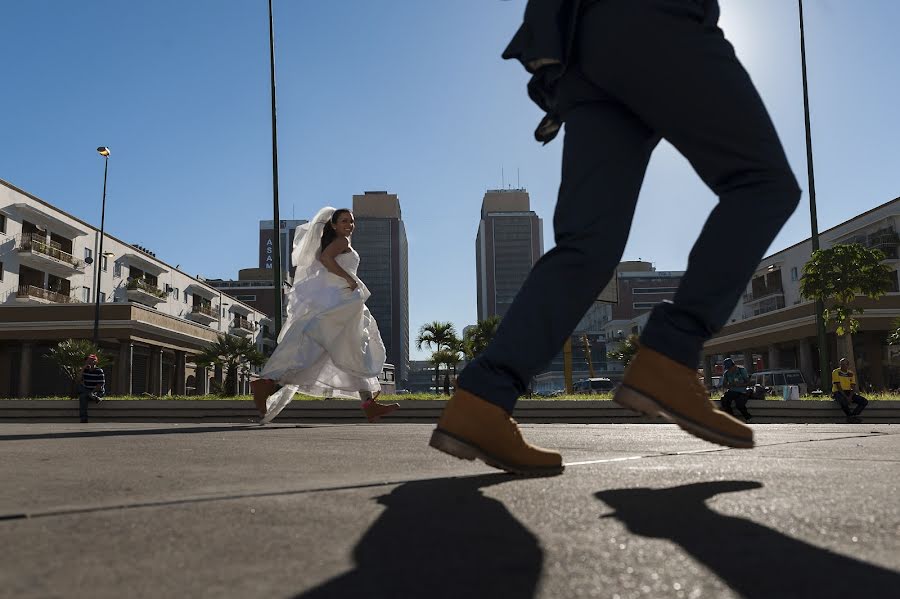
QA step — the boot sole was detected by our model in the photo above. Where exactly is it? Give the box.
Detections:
[614,385,754,449]
[429,428,564,476]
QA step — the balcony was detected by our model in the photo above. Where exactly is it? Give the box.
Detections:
[230,317,257,336]
[15,284,80,305]
[126,278,167,305]
[742,292,785,319]
[187,304,217,324]
[16,234,85,277]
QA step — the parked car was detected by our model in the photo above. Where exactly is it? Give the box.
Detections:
[573,377,616,394]
[750,369,808,397]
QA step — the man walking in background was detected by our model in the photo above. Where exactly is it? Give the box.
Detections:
[429,0,800,475]
[78,354,105,423]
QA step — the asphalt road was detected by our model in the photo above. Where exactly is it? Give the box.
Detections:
[2,423,898,598]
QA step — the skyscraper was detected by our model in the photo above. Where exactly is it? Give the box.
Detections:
[259,219,307,279]
[351,191,409,387]
[476,189,543,320]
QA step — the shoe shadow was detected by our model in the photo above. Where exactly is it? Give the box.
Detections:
[596,481,900,598]
[295,473,542,599]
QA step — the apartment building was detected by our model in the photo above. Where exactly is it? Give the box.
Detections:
[703,197,900,390]
[0,178,267,397]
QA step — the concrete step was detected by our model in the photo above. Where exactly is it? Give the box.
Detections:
[2,399,899,424]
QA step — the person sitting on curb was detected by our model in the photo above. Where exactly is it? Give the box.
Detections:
[832,357,868,423]
[720,358,753,422]
[79,354,105,404]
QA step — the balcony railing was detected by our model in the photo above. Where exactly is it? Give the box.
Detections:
[17,234,82,269]
[16,284,79,304]
[231,318,257,332]
[190,304,216,318]
[742,292,785,319]
[126,278,166,298]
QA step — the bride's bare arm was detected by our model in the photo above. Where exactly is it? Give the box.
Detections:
[320,237,358,290]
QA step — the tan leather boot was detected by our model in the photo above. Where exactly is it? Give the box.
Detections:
[614,347,754,448]
[430,389,563,476]
[362,400,399,423]
[250,379,275,416]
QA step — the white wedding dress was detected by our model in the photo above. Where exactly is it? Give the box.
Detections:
[258,247,386,424]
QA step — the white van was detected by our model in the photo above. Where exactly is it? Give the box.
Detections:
[750,369,808,397]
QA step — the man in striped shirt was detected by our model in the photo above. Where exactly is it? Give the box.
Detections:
[78,354,105,417]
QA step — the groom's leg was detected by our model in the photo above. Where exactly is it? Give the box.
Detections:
[459,97,657,412]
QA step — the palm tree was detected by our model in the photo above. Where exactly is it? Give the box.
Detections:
[416,321,457,393]
[194,334,265,396]
[463,315,501,360]
[431,349,459,395]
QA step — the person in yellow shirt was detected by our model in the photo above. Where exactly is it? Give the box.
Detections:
[832,358,868,423]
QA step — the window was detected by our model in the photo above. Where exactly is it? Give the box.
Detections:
[0,214,5,234]
[235,294,257,301]
[99,291,106,302]
[114,262,122,277]
[790,267,798,282]
[83,287,91,302]
[0,261,3,281]
[633,302,658,310]
[84,248,93,262]
[173,288,179,300]
[101,255,109,271]
[184,292,189,304]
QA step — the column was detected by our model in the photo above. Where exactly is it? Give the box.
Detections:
[149,348,163,395]
[767,345,779,371]
[742,350,754,372]
[798,339,815,390]
[175,351,186,395]
[703,354,714,388]
[18,342,33,398]
[118,342,133,396]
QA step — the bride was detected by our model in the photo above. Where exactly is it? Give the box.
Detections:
[250,206,399,424]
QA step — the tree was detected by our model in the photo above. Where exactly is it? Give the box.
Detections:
[45,339,109,396]
[462,315,501,360]
[800,243,895,371]
[194,334,265,396]
[416,321,457,393]
[607,334,639,368]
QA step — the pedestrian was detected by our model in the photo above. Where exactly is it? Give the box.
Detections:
[720,358,753,422]
[251,207,399,424]
[832,357,868,423]
[430,0,800,475]
[77,353,105,422]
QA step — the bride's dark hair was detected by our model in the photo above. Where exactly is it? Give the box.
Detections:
[320,208,352,253]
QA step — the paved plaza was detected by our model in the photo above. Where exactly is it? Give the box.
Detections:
[2,422,898,598]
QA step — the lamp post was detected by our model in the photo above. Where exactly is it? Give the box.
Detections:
[93,147,110,345]
[267,0,284,337]
[798,0,829,388]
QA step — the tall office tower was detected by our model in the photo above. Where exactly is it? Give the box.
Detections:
[351,191,409,387]
[259,219,307,279]
[476,189,543,321]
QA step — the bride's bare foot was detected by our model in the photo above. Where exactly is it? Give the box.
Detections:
[250,379,276,416]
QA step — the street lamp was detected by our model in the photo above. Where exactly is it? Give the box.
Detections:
[93,147,110,345]
[798,1,829,388]
[267,0,284,337]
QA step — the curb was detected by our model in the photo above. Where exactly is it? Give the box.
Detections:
[1,399,899,424]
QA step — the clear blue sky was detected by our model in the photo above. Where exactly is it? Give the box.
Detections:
[2,1,898,360]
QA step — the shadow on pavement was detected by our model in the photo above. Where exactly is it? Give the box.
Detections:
[0,424,323,442]
[296,473,542,599]
[596,480,900,598]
